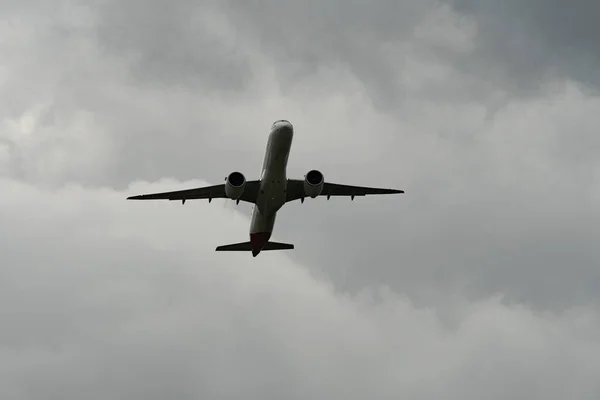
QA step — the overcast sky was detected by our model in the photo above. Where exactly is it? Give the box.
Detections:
[1,0,599,398]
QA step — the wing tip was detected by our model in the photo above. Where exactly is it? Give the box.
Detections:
[127,195,156,200]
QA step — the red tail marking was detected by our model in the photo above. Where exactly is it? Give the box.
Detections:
[250,232,271,257]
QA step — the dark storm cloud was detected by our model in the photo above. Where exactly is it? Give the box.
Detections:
[220,0,490,109]
[221,0,600,100]
[94,0,253,92]
[447,0,600,91]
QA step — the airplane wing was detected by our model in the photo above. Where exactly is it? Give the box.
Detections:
[285,179,404,203]
[127,181,260,204]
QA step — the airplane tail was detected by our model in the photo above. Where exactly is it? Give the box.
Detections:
[215,241,294,253]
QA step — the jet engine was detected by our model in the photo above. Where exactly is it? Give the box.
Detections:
[304,169,324,198]
[225,171,246,199]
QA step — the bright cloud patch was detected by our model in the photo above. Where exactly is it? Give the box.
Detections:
[0,180,598,399]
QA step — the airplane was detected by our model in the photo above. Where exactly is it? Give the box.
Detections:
[127,120,404,257]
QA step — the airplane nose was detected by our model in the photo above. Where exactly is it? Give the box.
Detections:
[274,120,293,136]
[279,123,293,133]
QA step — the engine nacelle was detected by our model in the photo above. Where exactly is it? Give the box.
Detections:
[303,169,324,198]
[225,171,246,199]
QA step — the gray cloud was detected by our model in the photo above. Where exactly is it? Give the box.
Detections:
[2,0,598,309]
[1,0,600,397]
[0,179,599,399]
[447,0,600,91]
[279,84,600,310]
[220,0,491,109]
[94,0,254,92]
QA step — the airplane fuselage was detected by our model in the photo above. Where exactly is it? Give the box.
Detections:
[249,120,294,256]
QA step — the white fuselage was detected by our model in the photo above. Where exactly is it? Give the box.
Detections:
[248,120,294,255]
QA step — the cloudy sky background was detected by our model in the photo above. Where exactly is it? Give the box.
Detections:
[1,0,599,398]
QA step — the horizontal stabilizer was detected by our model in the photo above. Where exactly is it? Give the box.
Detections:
[215,241,294,252]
